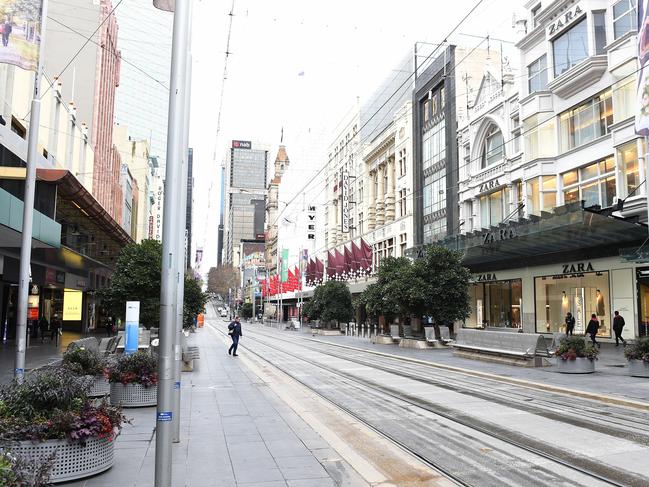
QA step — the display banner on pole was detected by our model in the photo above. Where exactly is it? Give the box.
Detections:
[341,169,350,233]
[0,0,44,71]
[124,301,140,355]
[281,248,289,282]
[636,0,649,134]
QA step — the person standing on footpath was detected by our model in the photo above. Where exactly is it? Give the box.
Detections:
[585,313,601,348]
[228,316,242,356]
[613,311,627,347]
[38,316,49,343]
[565,312,575,336]
[51,314,62,347]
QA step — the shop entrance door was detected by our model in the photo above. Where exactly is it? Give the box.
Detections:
[637,268,649,337]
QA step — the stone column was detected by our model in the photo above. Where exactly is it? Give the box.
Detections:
[375,164,385,227]
[473,197,481,230]
[367,169,376,230]
[384,157,396,222]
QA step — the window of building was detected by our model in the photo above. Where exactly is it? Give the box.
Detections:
[531,3,542,28]
[357,179,364,205]
[467,279,522,328]
[613,0,638,39]
[482,127,504,168]
[526,178,540,216]
[562,156,616,208]
[480,189,507,228]
[398,189,407,217]
[613,75,635,122]
[524,114,556,161]
[399,149,407,176]
[618,139,642,198]
[527,55,548,94]
[383,168,388,195]
[422,118,446,171]
[535,271,610,336]
[423,218,446,244]
[423,168,446,215]
[373,173,378,199]
[593,11,607,55]
[553,17,588,76]
[399,233,407,256]
[541,175,557,211]
[358,212,364,235]
[559,90,613,152]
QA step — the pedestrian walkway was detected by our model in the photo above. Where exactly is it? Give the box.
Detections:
[68,322,369,487]
[297,329,649,404]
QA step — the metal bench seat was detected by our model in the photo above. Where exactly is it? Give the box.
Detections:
[453,329,547,360]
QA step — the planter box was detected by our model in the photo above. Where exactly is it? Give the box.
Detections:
[5,436,114,483]
[555,357,595,374]
[628,359,649,378]
[88,376,110,397]
[110,383,157,407]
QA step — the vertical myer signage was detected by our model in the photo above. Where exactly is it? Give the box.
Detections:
[232,140,252,149]
[307,205,316,240]
[341,169,350,233]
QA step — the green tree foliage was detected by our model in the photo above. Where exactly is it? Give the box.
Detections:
[100,240,208,329]
[100,240,162,328]
[413,245,471,324]
[358,245,470,328]
[183,275,207,328]
[303,281,353,328]
[241,302,253,319]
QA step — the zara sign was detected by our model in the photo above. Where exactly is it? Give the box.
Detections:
[547,4,584,37]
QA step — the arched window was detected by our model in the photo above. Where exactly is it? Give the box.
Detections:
[482,127,504,168]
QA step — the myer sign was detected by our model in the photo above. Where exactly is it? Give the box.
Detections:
[547,4,584,37]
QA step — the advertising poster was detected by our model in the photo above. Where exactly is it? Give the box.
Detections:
[0,0,43,71]
[124,301,140,355]
[63,289,82,321]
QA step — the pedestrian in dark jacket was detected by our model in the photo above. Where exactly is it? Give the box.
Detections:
[51,314,62,346]
[228,316,243,356]
[565,312,575,336]
[613,311,627,347]
[38,316,49,343]
[585,314,600,348]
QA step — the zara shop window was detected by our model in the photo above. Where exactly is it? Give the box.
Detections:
[467,279,522,328]
[553,17,589,76]
[480,187,508,228]
[562,156,616,208]
[535,270,610,337]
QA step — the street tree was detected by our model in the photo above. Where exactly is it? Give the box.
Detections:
[183,275,208,329]
[207,266,240,298]
[303,281,353,329]
[101,240,208,329]
[413,244,471,335]
[241,302,253,319]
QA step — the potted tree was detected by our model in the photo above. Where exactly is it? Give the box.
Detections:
[62,346,109,397]
[0,369,125,483]
[554,336,599,373]
[624,337,649,378]
[107,351,158,407]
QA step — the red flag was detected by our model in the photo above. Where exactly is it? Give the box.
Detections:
[315,258,324,283]
[360,239,373,274]
[343,245,354,279]
[334,249,344,279]
[327,251,336,280]
[352,241,362,277]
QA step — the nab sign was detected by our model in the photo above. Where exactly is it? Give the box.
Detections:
[232,140,252,149]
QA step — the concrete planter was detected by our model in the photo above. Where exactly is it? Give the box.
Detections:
[110,383,157,407]
[5,436,114,483]
[87,376,110,398]
[628,359,649,378]
[555,357,595,374]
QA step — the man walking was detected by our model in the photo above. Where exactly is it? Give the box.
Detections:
[228,316,242,356]
[2,17,11,47]
[585,314,600,348]
[51,314,62,347]
[613,311,627,347]
[565,312,575,336]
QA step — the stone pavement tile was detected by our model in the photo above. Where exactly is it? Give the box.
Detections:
[286,479,337,487]
[266,439,311,458]
[274,456,323,469]
[234,467,285,485]
[238,482,287,487]
[225,432,264,445]
[280,465,330,481]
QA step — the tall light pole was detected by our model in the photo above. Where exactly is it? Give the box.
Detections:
[15,0,50,382]
[153,0,190,485]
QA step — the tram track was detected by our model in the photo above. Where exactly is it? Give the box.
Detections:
[210,320,648,487]
[247,325,649,444]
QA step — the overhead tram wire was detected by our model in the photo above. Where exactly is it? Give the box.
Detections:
[267,0,489,233]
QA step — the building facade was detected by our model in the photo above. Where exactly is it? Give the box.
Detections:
[265,145,290,275]
[222,140,268,267]
[448,0,647,341]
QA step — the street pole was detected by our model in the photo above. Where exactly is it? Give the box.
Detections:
[155,0,190,485]
[172,16,192,444]
[15,0,49,382]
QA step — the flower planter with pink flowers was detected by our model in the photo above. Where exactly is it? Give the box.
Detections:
[625,338,649,378]
[554,336,598,374]
[107,351,158,408]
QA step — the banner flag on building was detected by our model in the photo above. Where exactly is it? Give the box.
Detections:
[636,0,649,134]
[0,0,44,71]
[280,248,289,282]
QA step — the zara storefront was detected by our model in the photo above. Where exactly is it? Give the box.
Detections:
[453,203,648,341]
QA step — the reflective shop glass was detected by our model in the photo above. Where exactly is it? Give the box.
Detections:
[535,271,610,337]
[467,280,522,328]
[553,18,588,76]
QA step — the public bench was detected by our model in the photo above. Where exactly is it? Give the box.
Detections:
[390,324,401,342]
[452,328,551,367]
[484,326,522,333]
[181,332,200,372]
[424,326,454,346]
[67,337,99,353]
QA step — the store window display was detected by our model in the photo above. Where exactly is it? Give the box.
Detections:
[466,279,522,328]
[535,271,610,336]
